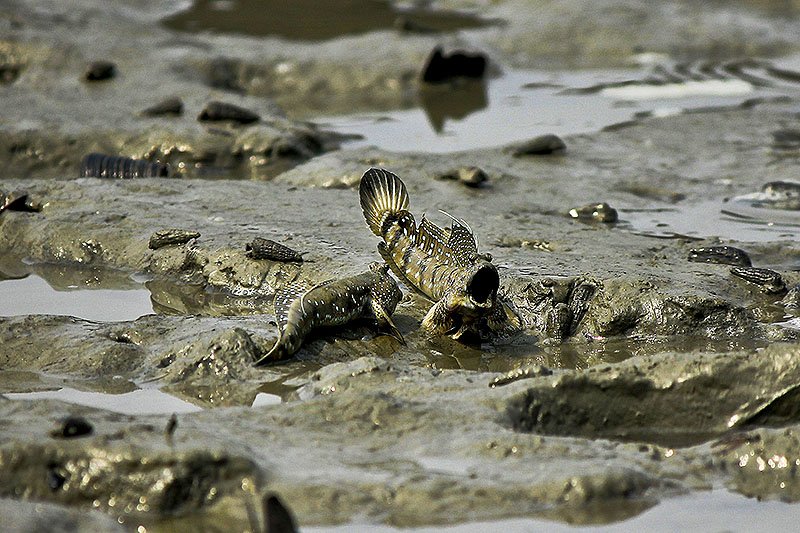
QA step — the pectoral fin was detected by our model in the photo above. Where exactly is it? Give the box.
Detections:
[421,298,460,337]
[486,299,523,338]
[372,299,405,345]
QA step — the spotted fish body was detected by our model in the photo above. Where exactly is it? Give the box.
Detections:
[253,263,403,365]
[359,167,519,338]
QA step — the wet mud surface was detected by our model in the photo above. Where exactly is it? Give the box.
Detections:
[3,0,800,530]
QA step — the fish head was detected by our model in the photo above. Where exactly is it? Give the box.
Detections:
[466,260,499,309]
[445,260,499,318]
[369,261,403,313]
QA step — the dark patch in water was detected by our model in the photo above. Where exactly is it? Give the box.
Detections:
[418,80,487,133]
[163,0,494,41]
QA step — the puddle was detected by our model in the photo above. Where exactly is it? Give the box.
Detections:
[304,489,799,532]
[162,0,494,41]
[147,278,272,317]
[620,200,800,243]
[0,257,275,321]
[0,273,154,322]
[319,57,800,153]
[3,386,202,415]
[251,391,282,407]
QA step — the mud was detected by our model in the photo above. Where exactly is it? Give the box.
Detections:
[2,0,800,530]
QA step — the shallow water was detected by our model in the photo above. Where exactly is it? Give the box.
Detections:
[3,386,201,415]
[318,59,800,153]
[3,387,283,413]
[0,273,154,322]
[621,200,800,243]
[162,0,493,41]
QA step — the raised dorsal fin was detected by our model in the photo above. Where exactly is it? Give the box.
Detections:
[441,210,479,266]
[414,214,450,257]
[378,242,430,299]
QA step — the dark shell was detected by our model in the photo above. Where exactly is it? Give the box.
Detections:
[246,238,303,263]
[139,96,183,117]
[80,153,169,179]
[730,266,787,294]
[421,46,487,83]
[568,202,618,223]
[198,101,260,124]
[507,134,566,156]
[149,229,200,250]
[84,60,116,81]
[688,246,752,267]
[50,416,93,439]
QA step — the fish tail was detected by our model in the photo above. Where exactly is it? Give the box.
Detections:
[253,338,289,366]
[253,324,303,366]
[359,168,410,237]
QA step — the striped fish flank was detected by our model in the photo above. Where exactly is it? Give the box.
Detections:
[359,168,520,339]
[254,262,403,365]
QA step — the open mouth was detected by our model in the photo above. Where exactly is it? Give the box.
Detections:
[467,264,499,306]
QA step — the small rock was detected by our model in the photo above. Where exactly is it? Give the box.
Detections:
[149,229,200,250]
[568,202,618,223]
[50,416,93,439]
[507,134,566,156]
[421,46,487,84]
[139,96,183,117]
[83,61,116,81]
[435,166,488,188]
[198,101,260,124]
[263,494,299,533]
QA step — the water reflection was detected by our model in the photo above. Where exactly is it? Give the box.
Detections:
[418,80,488,133]
[147,278,272,317]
